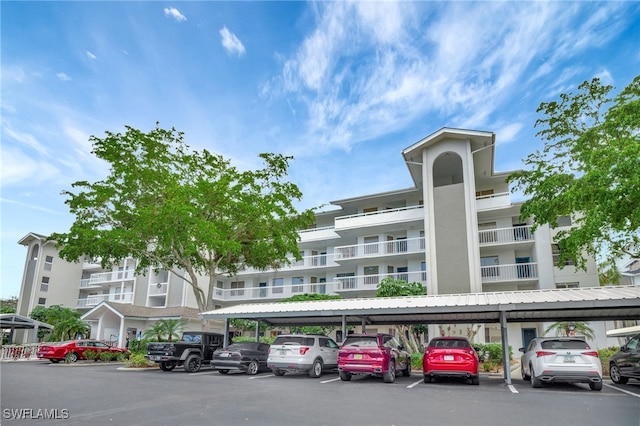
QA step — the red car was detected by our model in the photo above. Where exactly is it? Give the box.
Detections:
[37,339,130,363]
[423,337,479,385]
[338,333,411,383]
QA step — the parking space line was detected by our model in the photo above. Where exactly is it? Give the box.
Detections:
[248,374,275,379]
[321,377,341,384]
[604,383,640,398]
[508,384,519,393]
[407,379,423,389]
[189,371,215,376]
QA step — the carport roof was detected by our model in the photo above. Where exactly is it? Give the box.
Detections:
[199,286,640,327]
[0,313,53,330]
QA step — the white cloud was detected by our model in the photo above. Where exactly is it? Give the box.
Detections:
[86,51,97,60]
[496,123,524,145]
[0,147,59,186]
[164,7,186,22]
[3,126,48,155]
[56,72,71,81]
[219,27,245,57]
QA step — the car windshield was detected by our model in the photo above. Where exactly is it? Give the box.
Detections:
[429,339,470,348]
[541,339,589,350]
[182,334,201,343]
[342,337,378,347]
[272,336,313,346]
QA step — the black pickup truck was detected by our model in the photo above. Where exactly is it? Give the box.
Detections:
[145,331,224,373]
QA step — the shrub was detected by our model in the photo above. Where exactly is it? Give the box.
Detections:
[231,335,276,345]
[99,351,117,362]
[410,352,423,370]
[84,350,98,361]
[598,346,619,376]
[472,343,513,364]
[126,353,154,368]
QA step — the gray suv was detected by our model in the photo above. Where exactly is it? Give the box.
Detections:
[267,334,339,378]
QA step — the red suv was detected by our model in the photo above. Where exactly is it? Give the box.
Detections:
[423,337,479,385]
[338,333,411,383]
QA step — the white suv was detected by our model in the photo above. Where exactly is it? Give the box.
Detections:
[267,334,339,378]
[519,337,603,391]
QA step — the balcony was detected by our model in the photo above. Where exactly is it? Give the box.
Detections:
[334,271,427,296]
[476,192,511,211]
[480,262,538,284]
[298,226,340,248]
[235,253,339,275]
[148,282,168,296]
[334,205,424,233]
[334,237,425,262]
[213,281,335,302]
[479,225,534,247]
[77,292,134,309]
[80,270,135,288]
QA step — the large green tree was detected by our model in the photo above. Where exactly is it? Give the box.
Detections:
[0,297,18,313]
[30,305,90,341]
[51,125,315,312]
[507,76,640,269]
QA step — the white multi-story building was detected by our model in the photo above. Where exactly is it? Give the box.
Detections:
[18,127,624,349]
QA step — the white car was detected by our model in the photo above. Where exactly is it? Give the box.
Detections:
[267,334,339,378]
[519,337,603,391]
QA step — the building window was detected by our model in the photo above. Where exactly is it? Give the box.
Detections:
[44,255,53,271]
[38,298,46,305]
[364,236,379,255]
[556,282,579,289]
[272,278,283,294]
[476,189,494,198]
[364,266,379,286]
[551,244,574,266]
[292,277,304,293]
[42,276,50,284]
[481,256,500,277]
[555,216,572,227]
[114,287,122,300]
[231,281,245,296]
[40,283,49,292]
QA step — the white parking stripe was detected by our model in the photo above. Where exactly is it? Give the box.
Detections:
[248,374,275,379]
[189,371,215,376]
[604,382,640,398]
[508,384,519,393]
[407,379,423,389]
[321,377,341,384]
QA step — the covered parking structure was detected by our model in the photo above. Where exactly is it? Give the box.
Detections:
[0,313,53,344]
[201,286,640,385]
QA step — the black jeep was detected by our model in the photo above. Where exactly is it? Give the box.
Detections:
[145,331,224,373]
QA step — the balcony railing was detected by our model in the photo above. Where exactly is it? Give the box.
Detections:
[476,192,511,210]
[335,271,426,292]
[479,225,533,246]
[77,292,134,308]
[80,270,135,288]
[334,237,425,261]
[148,282,168,296]
[235,253,339,274]
[334,205,424,230]
[213,281,335,302]
[480,263,538,283]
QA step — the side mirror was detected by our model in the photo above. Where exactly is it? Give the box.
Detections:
[518,347,525,353]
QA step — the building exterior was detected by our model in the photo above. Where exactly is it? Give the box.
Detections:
[17,128,625,350]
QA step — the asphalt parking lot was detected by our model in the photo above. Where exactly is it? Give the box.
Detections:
[1,361,639,426]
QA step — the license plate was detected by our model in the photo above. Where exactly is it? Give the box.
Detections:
[563,356,575,363]
[444,355,454,361]
[220,353,229,358]
[149,355,161,361]
[354,354,363,360]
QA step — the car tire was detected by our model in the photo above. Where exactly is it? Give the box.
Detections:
[184,354,202,373]
[423,375,432,383]
[609,364,629,384]
[402,358,411,377]
[521,362,530,380]
[589,381,603,391]
[383,360,396,383]
[471,376,480,386]
[273,369,285,376]
[247,360,260,375]
[530,365,542,388]
[339,371,352,381]
[218,369,229,375]
[65,352,79,363]
[159,361,176,371]
[309,359,323,378]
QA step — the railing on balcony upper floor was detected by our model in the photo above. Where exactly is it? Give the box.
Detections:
[80,270,135,288]
[235,253,339,275]
[334,205,425,229]
[76,292,134,308]
[476,192,511,210]
[298,225,339,243]
[480,262,538,283]
[213,281,335,302]
[335,271,426,292]
[334,237,425,261]
[478,225,533,246]
[148,282,168,296]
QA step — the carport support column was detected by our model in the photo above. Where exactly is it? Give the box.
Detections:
[500,310,511,385]
[255,321,260,342]
[341,315,346,343]
[223,318,230,348]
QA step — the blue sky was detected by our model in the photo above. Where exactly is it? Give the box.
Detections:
[1,1,639,299]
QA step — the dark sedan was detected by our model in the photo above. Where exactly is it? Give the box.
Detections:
[211,341,270,375]
[37,339,130,363]
[609,333,640,384]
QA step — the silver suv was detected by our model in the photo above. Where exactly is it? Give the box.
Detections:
[267,334,339,378]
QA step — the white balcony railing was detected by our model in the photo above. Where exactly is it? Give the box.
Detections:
[148,282,168,296]
[335,271,426,292]
[80,270,135,288]
[334,205,424,230]
[479,225,533,245]
[213,281,335,302]
[76,292,134,308]
[334,237,425,261]
[480,263,538,283]
[476,192,511,210]
[235,253,339,275]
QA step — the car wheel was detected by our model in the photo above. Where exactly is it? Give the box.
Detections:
[530,365,542,388]
[309,359,323,378]
[471,376,480,386]
[423,375,432,383]
[273,369,285,376]
[247,360,259,375]
[383,360,396,383]
[159,361,170,371]
[65,352,78,363]
[609,364,629,384]
[183,355,202,373]
[589,381,603,391]
[339,371,352,381]
[218,369,229,375]
[402,357,411,377]
[521,362,530,380]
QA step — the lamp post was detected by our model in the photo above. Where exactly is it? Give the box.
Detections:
[567,322,576,337]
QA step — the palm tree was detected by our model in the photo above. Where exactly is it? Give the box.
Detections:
[142,319,185,342]
[142,322,168,341]
[544,321,595,340]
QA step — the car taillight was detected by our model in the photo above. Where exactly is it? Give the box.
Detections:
[536,351,555,357]
[299,347,310,355]
[581,351,599,357]
[268,348,272,354]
